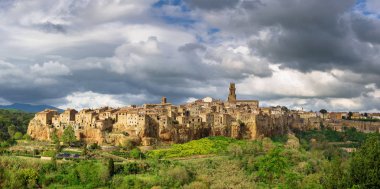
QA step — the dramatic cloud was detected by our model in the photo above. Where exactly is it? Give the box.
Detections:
[184,0,239,10]
[0,0,379,112]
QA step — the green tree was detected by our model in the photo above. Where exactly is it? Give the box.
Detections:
[130,148,144,159]
[281,106,289,112]
[13,132,23,140]
[51,130,59,144]
[321,158,349,189]
[254,147,289,185]
[319,109,328,119]
[108,158,114,177]
[51,153,57,170]
[123,162,140,174]
[349,134,380,188]
[348,112,353,120]
[61,125,76,145]
[82,144,88,156]
[55,142,62,152]
[7,125,16,139]
[22,134,31,141]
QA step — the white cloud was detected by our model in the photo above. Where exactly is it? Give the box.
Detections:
[59,91,126,110]
[30,61,71,76]
[186,97,198,103]
[58,91,152,110]
[238,66,367,99]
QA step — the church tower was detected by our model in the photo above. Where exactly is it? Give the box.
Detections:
[228,83,237,103]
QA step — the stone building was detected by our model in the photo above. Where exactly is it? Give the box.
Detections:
[27,83,333,146]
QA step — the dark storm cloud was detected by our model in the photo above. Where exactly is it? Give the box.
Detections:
[249,28,362,72]
[36,22,67,33]
[48,42,119,59]
[197,0,380,85]
[351,14,380,44]
[192,0,380,75]
[178,43,206,52]
[184,0,239,10]
[241,0,361,71]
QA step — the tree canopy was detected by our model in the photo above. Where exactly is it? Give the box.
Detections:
[349,134,380,188]
[61,125,76,145]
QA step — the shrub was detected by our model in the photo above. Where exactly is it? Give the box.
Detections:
[147,137,240,158]
[88,143,100,150]
[184,181,208,189]
[254,147,290,184]
[42,150,56,157]
[160,165,191,187]
[22,134,31,141]
[123,162,140,174]
[13,132,23,140]
[349,134,380,188]
[122,140,136,150]
[75,161,109,187]
[227,143,243,157]
[5,168,39,189]
[130,148,144,159]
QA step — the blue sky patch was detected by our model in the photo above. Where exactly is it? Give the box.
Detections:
[354,0,380,18]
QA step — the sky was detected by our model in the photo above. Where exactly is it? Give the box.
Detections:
[0,0,379,112]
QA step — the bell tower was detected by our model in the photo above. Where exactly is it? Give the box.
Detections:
[228,83,237,103]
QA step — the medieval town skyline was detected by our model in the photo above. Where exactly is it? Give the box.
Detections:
[0,0,379,112]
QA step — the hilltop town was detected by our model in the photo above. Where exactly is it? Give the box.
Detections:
[27,83,380,146]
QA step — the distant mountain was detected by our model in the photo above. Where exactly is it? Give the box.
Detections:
[0,103,63,113]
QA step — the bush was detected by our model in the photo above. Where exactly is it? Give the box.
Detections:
[111,151,129,158]
[88,143,100,150]
[160,166,191,187]
[123,162,140,174]
[349,134,380,188]
[13,132,23,140]
[227,143,243,157]
[75,161,109,187]
[42,150,56,157]
[253,147,290,184]
[184,181,208,189]
[122,140,136,150]
[147,137,240,158]
[7,168,39,189]
[22,134,31,141]
[130,148,144,159]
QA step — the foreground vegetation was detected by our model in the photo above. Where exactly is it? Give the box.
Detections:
[0,110,378,188]
[0,109,33,147]
[0,127,379,188]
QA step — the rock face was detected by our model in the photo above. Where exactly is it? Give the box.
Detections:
[27,84,322,145]
[27,119,53,141]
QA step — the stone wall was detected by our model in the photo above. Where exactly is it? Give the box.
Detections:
[325,119,380,133]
